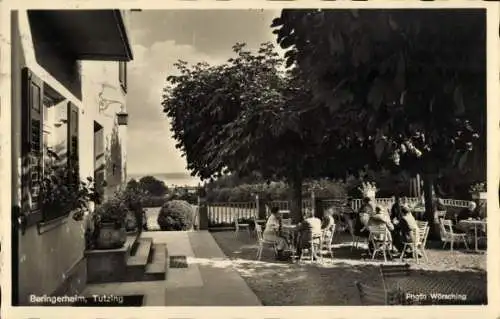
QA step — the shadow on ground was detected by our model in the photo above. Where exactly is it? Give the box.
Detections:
[206,230,487,306]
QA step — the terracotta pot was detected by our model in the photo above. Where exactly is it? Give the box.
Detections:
[96,222,126,249]
[471,192,487,200]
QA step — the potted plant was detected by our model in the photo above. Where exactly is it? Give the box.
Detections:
[358,181,378,200]
[93,196,129,249]
[469,182,487,200]
[40,150,97,222]
[119,187,146,233]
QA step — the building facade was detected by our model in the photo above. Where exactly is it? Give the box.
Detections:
[10,9,133,305]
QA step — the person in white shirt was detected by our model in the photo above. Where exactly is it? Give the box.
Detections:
[398,204,421,258]
[263,206,288,255]
[295,209,323,260]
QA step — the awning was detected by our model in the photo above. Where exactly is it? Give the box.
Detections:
[28,10,133,61]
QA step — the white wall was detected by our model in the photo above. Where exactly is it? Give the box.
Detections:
[12,11,87,304]
[81,60,128,192]
[11,10,129,303]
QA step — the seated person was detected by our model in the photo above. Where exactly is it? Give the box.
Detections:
[455,201,482,234]
[457,201,479,222]
[295,209,323,260]
[435,198,447,211]
[321,208,335,231]
[367,206,395,254]
[390,196,403,221]
[263,206,289,258]
[389,197,405,252]
[355,197,374,237]
[369,206,394,231]
[476,201,487,220]
[399,205,421,257]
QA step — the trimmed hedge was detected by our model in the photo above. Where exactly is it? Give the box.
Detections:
[157,200,195,231]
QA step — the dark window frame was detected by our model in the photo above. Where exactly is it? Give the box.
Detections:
[21,67,81,227]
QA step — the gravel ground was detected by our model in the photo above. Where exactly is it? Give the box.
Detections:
[211,230,487,306]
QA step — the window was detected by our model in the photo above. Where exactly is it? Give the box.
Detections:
[119,61,127,92]
[21,68,79,225]
[22,69,43,217]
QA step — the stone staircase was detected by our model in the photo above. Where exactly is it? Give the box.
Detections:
[85,234,168,284]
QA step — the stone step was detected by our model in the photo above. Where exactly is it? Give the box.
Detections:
[124,238,153,282]
[143,244,167,281]
[127,238,153,267]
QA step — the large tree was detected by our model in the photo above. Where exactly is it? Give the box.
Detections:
[137,176,168,197]
[162,43,338,222]
[272,9,486,232]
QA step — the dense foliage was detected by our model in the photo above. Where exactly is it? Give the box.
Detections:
[272,9,486,228]
[136,176,168,197]
[162,10,486,225]
[157,200,195,231]
[162,43,339,222]
[94,196,129,229]
[41,150,101,221]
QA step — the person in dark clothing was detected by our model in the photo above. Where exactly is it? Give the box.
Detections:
[435,198,447,211]
[390,196,405,253]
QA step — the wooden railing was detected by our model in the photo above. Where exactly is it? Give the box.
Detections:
[207,202,257,225]
[269,200,312,211]
[442,199,470,208]
[207,197,472,226]
[350,197,469,212]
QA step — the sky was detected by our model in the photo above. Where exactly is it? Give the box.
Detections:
[126,9,283,184]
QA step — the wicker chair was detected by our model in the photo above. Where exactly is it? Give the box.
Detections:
[254,223,277,260]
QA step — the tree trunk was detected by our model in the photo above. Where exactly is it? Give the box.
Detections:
[422,172,439,240]
[289,176,303,224]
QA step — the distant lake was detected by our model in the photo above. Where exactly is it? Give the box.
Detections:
[128,172,202,187]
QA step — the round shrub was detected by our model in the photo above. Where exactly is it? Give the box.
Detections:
[157,200,195,231]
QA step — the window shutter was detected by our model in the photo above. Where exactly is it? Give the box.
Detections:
[67,102,79,184]
[21,68,43,214]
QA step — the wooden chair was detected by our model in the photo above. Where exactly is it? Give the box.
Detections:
[344,215,365,251]
[355,281,402,305]
[254,223,277,260]
[235,218,251,237]
[439,219,469,251]
[435,210,447,220]
[400,222,429,263]
[379,263,411,293]
[319,224,336,262]
[368,224,392,262]
[299,232,322,263]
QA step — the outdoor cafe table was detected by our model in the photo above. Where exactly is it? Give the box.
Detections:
[458,219,487,252]
[388,274,487,305]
